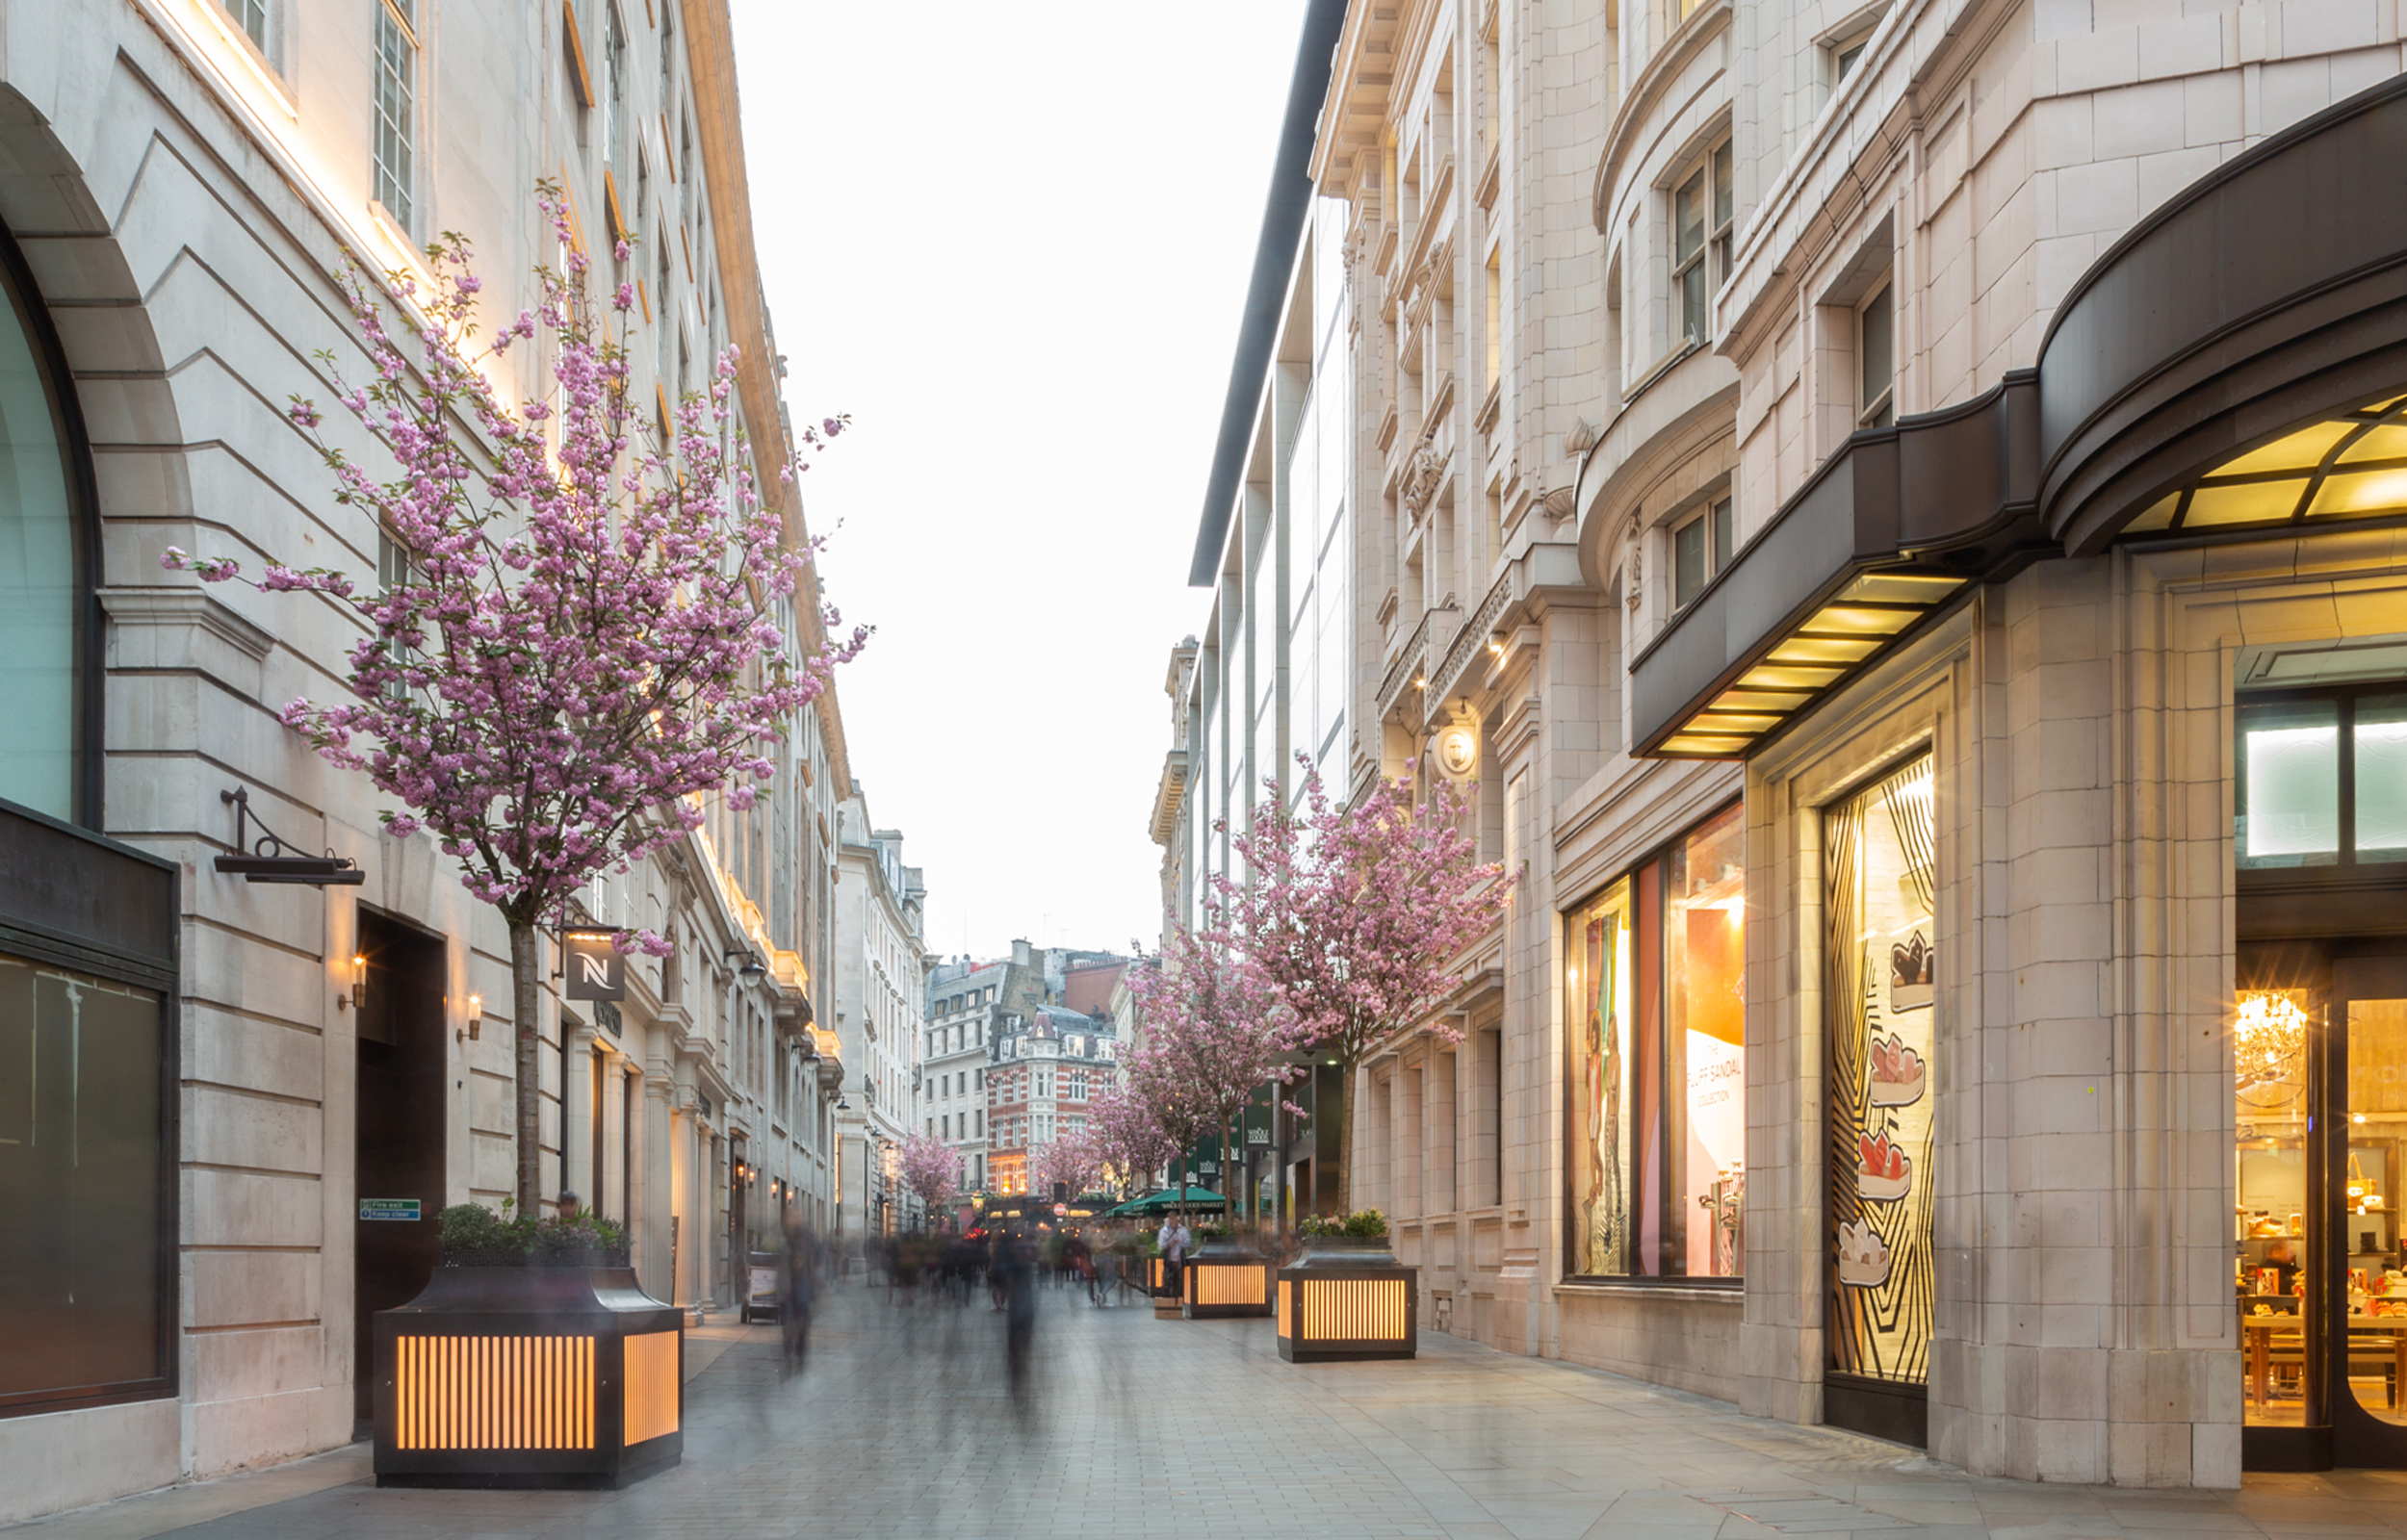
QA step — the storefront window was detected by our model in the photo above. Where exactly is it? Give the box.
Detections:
[1826,755,1936,1387]
[2239,700,2340,866]
[1669,809,1746,1276]
[1566,802,1745,1279]
[1570,877,1635,1276]
[2236,988,2310,1427]
[2239,688,2407,870]
[0,951,168,1409]
[0,244,81,824]
[2357,695,2407,860]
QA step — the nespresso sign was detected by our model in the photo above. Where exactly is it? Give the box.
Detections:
[562,929,626,1001]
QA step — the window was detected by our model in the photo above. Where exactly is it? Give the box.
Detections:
[0,243,88,824]
[2239,688,2407,869]
[1857,281,1895,429]
[1566,802,1746,1278]
[372,0,418,231]
[1672,141,1733,347]
[222,0,269,50]
[1670,495,1734,609]
[1825,754,1935,1386]
[1834,35,1869,82]
[0,951,171,1411]
[604,2,628,170]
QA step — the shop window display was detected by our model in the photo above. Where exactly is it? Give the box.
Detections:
[1566,802,1745,1279]
[1825,756,1936,1387]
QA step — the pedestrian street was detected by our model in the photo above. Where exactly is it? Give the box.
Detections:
[6,1282,2404,1540]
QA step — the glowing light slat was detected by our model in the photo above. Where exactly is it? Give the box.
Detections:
[393,1334,597,1450]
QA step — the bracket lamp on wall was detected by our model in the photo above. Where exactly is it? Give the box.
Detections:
[725,948,767,980]
[465,993,482,1041]
[342,953,367,1011]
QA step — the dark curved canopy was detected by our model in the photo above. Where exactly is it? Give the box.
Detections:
[1632,73,2407,759]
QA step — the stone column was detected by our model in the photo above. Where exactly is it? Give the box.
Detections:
[562,1022,596,1210]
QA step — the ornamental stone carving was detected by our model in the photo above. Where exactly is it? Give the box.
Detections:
[1402,435,1444,520]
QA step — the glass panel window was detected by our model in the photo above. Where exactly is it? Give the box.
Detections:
[1859,283,1895,429]
[1669,804,1747,1277]
[1674,170,1707,346]
[222,0,269,50]
[1673,515,1706,608]
[0,256,80,823]
[2343,993,2407,1425]
[1570,877,1636,1276]
[1826,755,1937,1386]
[2358,694,2407,859]
[2239,699,2341,866]
[2235,988,2312,1424]
[373,0,417,231]
[0,952,167,1404]
[1566,802,1746,1279]
[1671,495,1735,610]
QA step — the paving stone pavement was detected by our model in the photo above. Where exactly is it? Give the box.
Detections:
[14,1281,2407,1540]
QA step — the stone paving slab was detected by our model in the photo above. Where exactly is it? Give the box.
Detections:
[12,1282,2407,1539]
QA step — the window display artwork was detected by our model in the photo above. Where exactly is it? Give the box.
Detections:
[1571,878,1634,1277]
[1826,755,1936,1384]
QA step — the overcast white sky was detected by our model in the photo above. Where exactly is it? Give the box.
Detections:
[729,1,1307,964]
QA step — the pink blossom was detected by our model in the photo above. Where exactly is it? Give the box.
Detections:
[164,181,866,1215]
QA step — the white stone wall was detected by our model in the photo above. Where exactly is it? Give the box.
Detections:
[0,0,850,1521]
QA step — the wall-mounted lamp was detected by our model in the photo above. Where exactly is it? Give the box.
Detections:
[725,948,767,980]
[467,993,482,1040]
[342,953,367,1011]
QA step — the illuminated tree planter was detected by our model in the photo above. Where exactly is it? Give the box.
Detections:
[1276,1251,1417,1362]
[374,1266,684,1488]
[1182,1244,1274,1320]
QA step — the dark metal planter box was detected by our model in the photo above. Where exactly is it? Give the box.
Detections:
[1182,1245,1274,1319]
[373,1265,684,1489]
[1276,1246,1416,1361]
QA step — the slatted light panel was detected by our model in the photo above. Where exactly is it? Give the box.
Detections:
[1300,1277,1407,1341]
[393,1335,596,1451]
[1654,572,1966,758]
[1190,1264,1267,1306]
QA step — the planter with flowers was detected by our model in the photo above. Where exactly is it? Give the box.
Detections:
[1277,1210,1417,1361]
[372,1203,683,1489]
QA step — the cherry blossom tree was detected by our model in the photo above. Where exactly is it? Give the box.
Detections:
[1119,926,1295,1223]
[1087,1079,1178,1201]
[897,1131,964,1227]
[1220,757,1509,1215]
[165,192,865,1213]
[1029,1125,1102,1203]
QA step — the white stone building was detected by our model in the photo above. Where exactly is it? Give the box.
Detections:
[1175,0,2407,1490]
[0,0,853,1521]
[922,956,1003,1199]
[831,789,926,1236]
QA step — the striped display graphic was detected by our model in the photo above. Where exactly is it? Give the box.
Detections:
[393,1334,596,1450]
[1299,1277,1407,1342]
[1278,1279,1292,1337]
[1187,1263,1266,1307]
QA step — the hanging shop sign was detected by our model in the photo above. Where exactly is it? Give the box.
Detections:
[562,928,626,1001]
[213,786,364,886]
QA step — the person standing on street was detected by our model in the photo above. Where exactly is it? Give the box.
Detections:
[779,1210,822,1374]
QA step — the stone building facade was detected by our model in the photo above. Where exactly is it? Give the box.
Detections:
[1177,0,2407,1491]
[922,956,1003,1197]
[0,0,857,1522]
[831,790,926,1236]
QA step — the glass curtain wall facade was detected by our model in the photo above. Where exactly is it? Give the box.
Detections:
[1287,196,1353,796]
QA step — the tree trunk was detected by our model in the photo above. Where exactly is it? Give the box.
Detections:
[1334,1058,1354,1219]
[508,916,542,1216]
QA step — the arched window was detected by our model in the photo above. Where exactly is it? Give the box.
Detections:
[0,230,89,825]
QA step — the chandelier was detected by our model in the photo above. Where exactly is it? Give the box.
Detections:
[2235,990,2310,1110]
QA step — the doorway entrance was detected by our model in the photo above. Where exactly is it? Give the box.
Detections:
[2237,943,2407,1470]
[351,910,446,1433]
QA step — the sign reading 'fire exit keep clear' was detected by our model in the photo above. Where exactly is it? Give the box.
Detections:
[359,1198,422,1221]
